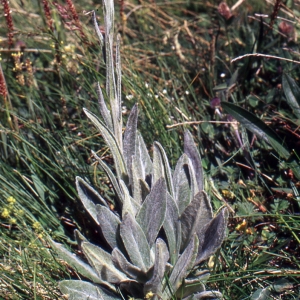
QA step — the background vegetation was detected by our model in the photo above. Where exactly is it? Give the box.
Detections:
[0,0,299,298]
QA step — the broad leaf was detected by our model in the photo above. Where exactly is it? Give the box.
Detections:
[120,212,152,272]
[76,176,109,225]
[184,131,203,192]
[195,208,228,265]
[221,102,290,159]
[282,73,300,119]
[180,193,201,251]
[82,242,126,284]
[136,177,167,247]
[173,154,192,215]
[96,205,121,249]
[164,235,199,298]
[251,287,270,300]
[144,238,169,296]
[111,248,146,281]
[59,280,119,300]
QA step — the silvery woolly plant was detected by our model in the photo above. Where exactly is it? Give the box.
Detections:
[51,1,228,299]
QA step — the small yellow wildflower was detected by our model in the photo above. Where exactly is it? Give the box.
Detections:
[10,217,17,224]
[32,221,42,231]
[7,196,16,205]
[236,219,247,232]
[1,208,10,218]
[145,292,154,299]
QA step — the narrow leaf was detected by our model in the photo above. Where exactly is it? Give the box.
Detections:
[163,193,181,265]
[221,102,290,159]
[282,73,300,119]
[184,290,223,299]
[154,142,175,197]
[96,205,121,249]
[51,241,105,287]
[84,108,127,179]
[123,104,139,185]
[136,177,167,247]
[120,213,152,272]
[184,131,203,192]
[92,151,124,204]
[96,82,113,131]
[119,179,141,217]
[136,132,153,181]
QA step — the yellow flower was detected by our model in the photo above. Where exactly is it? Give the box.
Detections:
[7,196,16,205]
[1,208,10,218]
[10,218,17,224]
[32,221,42,231]
[236,219,247,231]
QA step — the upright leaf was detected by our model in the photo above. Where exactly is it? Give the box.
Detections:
[120,213,152,272]
[96,205,121,249]
[195,208,228,265]
[136,177,167,247]
[184,131,203,192]
[163,193,181,265]
[84,108,127,179]
[144,239,169,296]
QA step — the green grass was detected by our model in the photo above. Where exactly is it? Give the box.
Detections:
[0,0,300,298]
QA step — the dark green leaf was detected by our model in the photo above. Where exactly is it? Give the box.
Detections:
[221,102,290,159]
[282,73,300,119]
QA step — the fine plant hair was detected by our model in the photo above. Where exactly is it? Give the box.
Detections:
[51,1,228,299]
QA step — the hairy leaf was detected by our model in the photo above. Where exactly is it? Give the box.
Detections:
[123,104,138,184]
[51,241,107,288]
[136,177,167,247]
[96,205,121,249]
[120,213,152,272]
[183,290,223,299]
[92,151,124,204]
[111,248,146,281]
[153,142,175,197]
[76,176,108,225]
[120,180,140,217]
[221,102,290,159]
[144,238,169,296]
[195,208,228,265]
[164,235,199,298]
[84,108,127,179]
[163,193,181,265]
[82,242,126,284]
[96,82,113,131]
[184,131,203,192]
[173,154,192,215]
[180,192,206,251]
[59,280,119,300]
